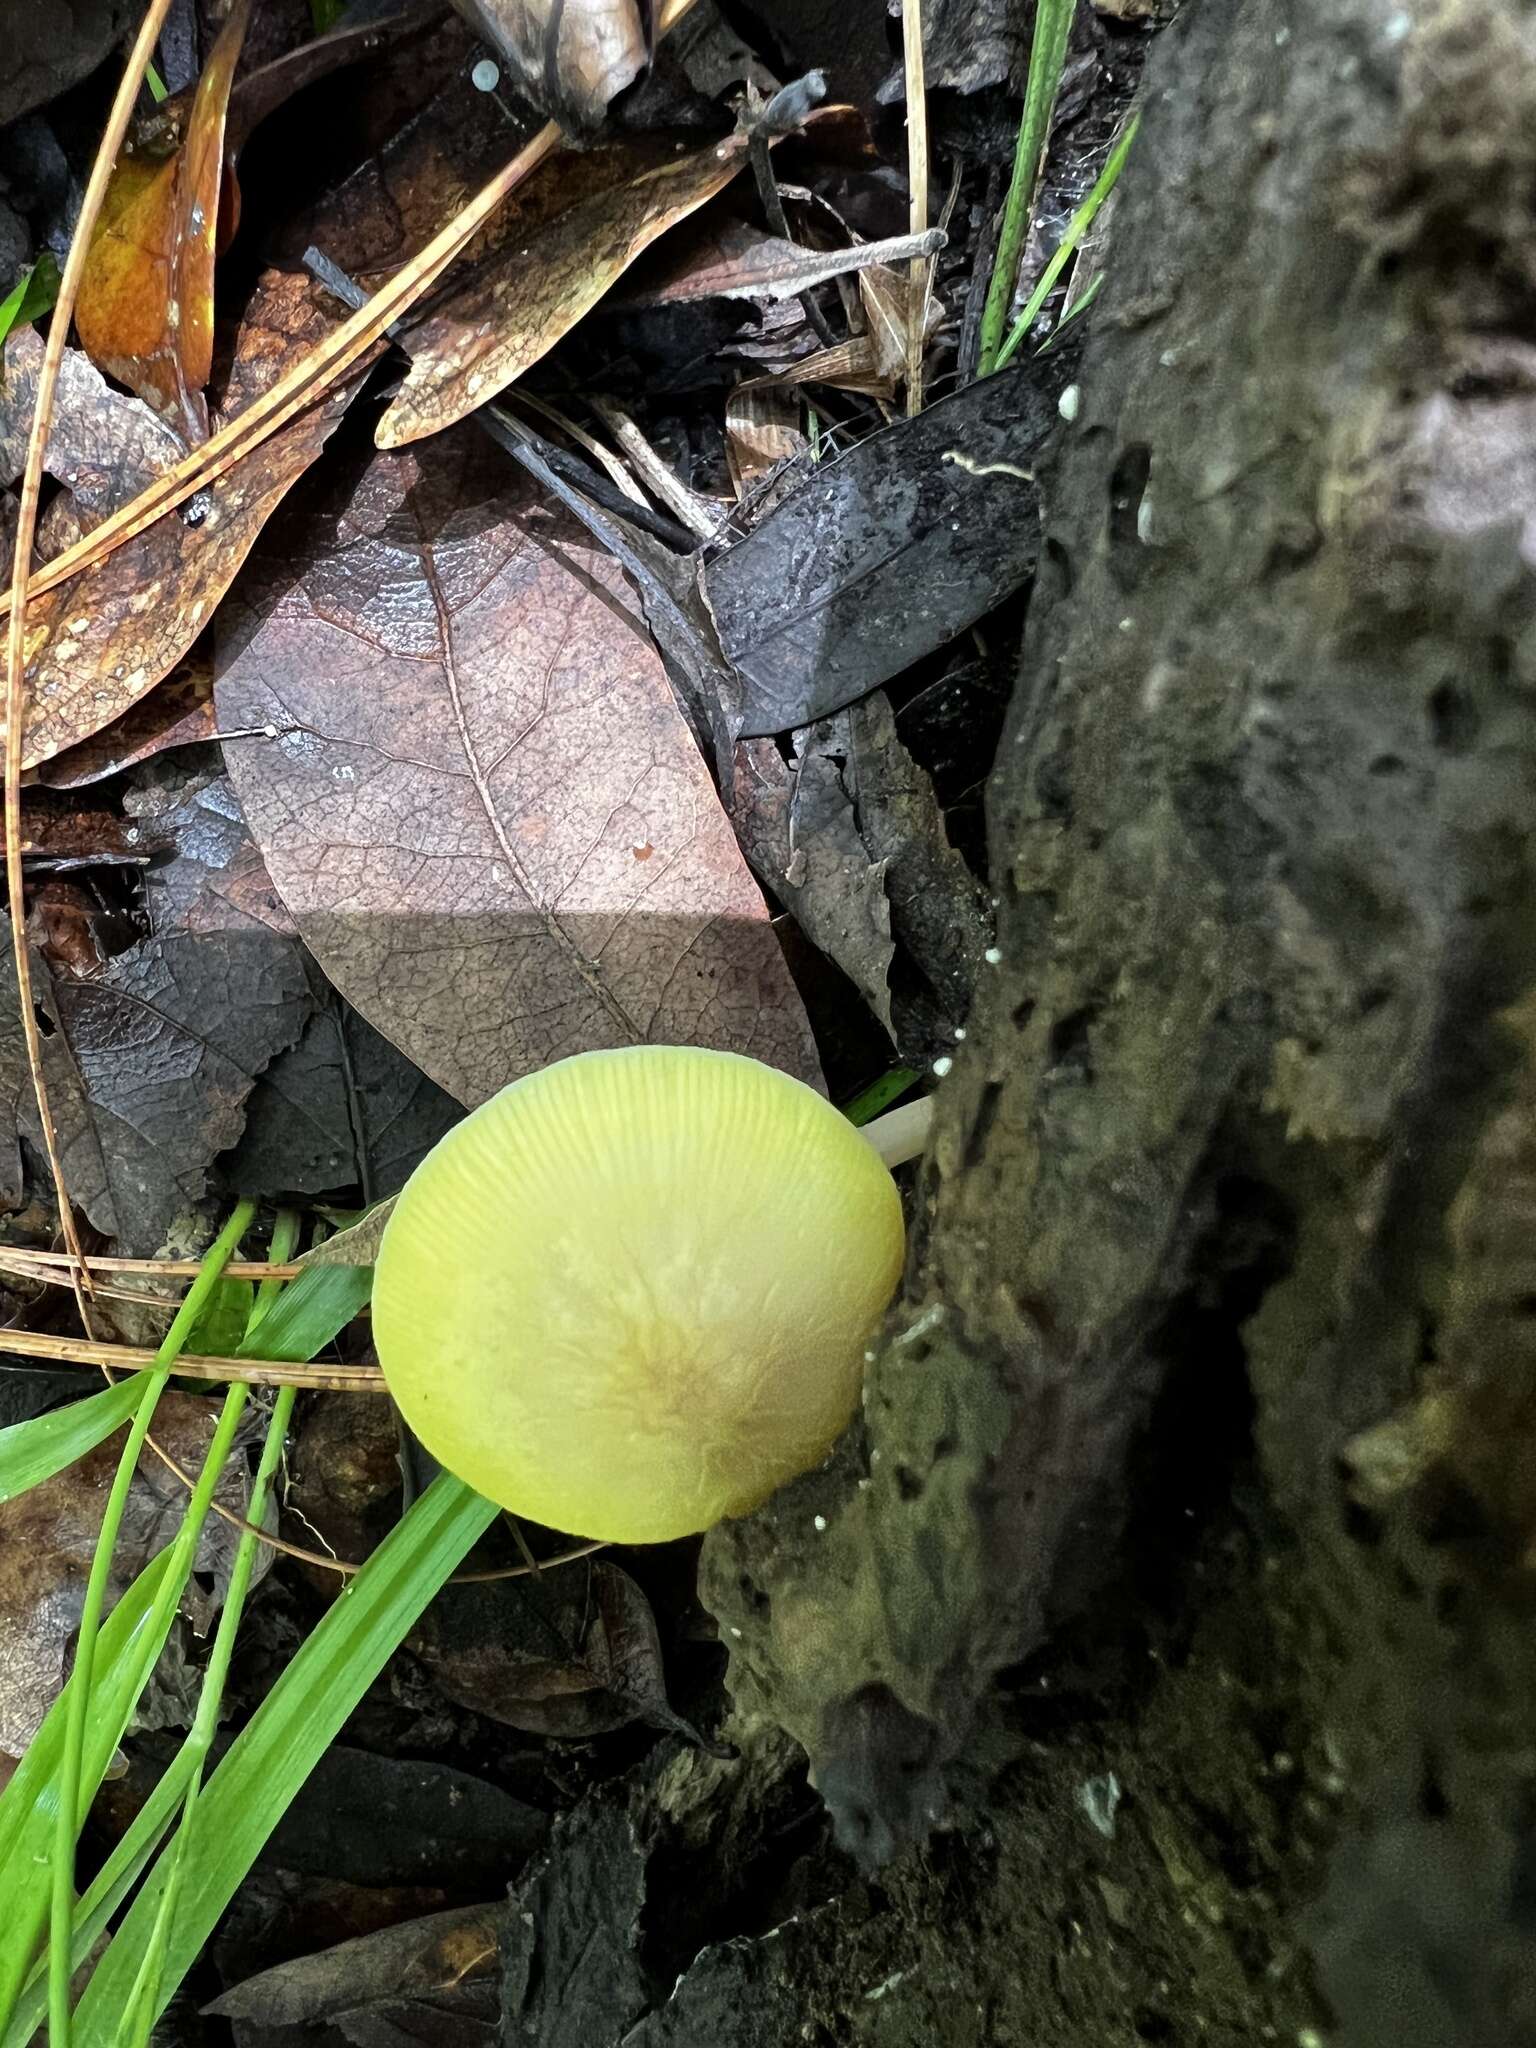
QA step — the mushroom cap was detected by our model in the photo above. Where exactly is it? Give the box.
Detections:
[372,1046,905,1544]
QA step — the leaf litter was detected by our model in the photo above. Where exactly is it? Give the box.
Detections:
[0,0,1146,2018]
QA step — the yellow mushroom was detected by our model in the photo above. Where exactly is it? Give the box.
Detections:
[372,1046,916,1544]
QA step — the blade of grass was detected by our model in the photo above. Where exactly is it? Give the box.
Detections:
[995,111,1140,370]
[843,1066,920,1127]
[75,1475,499,2048]
[976,0,1075,377]
[0,255,62,349]
[234,1261,371,1360]
[0,1378,151,1506]
[3,1220,310,2048]
[115,1215,300,2048]
[48,1206,254,2048]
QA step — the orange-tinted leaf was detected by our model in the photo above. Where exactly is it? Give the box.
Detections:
[374,131,753,448]
[75,0,252,444]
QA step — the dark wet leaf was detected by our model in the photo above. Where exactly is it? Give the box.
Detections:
[707,362,1068,737]
[230,990,462,1205]
[731,731,893,1039]
[501,1804,651,2048]
[257,1747,547,1890]
[0,775,312,1251]
[0,0,136,125]
[282,1394,401,1587]
[413,1560,699,1741]
[0,1390,248,1757]
[208,1901,504,2048]
[843,690,989,1027]
[214,430,820,1110]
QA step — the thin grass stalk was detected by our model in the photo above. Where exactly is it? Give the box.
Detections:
[113,1218,299,2046]
[976,0,1075,377]
[46,1201,254,2048]
[994,110,1140,369]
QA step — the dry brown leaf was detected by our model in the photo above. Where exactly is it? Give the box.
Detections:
[31,658,217,790]
[17,270,365,770]
[375,132,754,449]
[0,1389,250,1757]
[214,430,820,1107]
[75,0,252,444]
[452,0,648,127]
[725,384,806,493]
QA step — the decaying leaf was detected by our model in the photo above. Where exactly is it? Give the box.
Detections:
[0,776,313,1251]
[75,0,252,445]
[452,0,648,128]
[232,987,462,1204]
[375,133,755,449]
[732,731,895,1039]
[725,383,805,493]
[31,658,217,790]
[17,270,365,770]
[207,1901,504,2048]
[214,431,820,1109]
[413,1559,701,1741]
[843,690,990,1027]
[707,360,1069,737]
[0,324,184,516]
[0,1390,250,1758]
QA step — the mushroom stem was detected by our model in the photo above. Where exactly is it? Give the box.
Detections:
[860,1095,935,1171]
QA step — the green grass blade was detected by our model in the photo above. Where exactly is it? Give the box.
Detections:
[977,0,1075,376]
[0,1379,149,1507]
[842,1067,919,1127]
[75,1476,499,2048]
[6,1226,305,2048]
[235,1261,371,1361]
[0,254,62,350]
[0,1554,173,2027]
[48,1205,254,2048]
[996,111,1140,371]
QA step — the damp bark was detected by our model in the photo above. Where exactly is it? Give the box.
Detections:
[698,2,1536,2043]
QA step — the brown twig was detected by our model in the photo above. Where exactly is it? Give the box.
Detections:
[902,0,930,415]
[0,1326,382,1389]
[4,0,178,1328]
[0,1247,309,1282]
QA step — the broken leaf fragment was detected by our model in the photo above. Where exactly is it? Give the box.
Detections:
[452,0,649,128]
[75,0,252,444]
[375,132,755,448]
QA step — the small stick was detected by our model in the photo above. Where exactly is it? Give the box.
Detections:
[0,1325,384,1390]
[2,0,179,1323]
[901,0,930,415]
[589,397,724,542]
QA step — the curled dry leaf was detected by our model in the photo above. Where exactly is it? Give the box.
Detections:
[0,1389,250,1757]
[452,0,648,127]
[16,269,365,770]
[214,430,820,1108]
[75,0,252,445]
[375,132,754,449]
